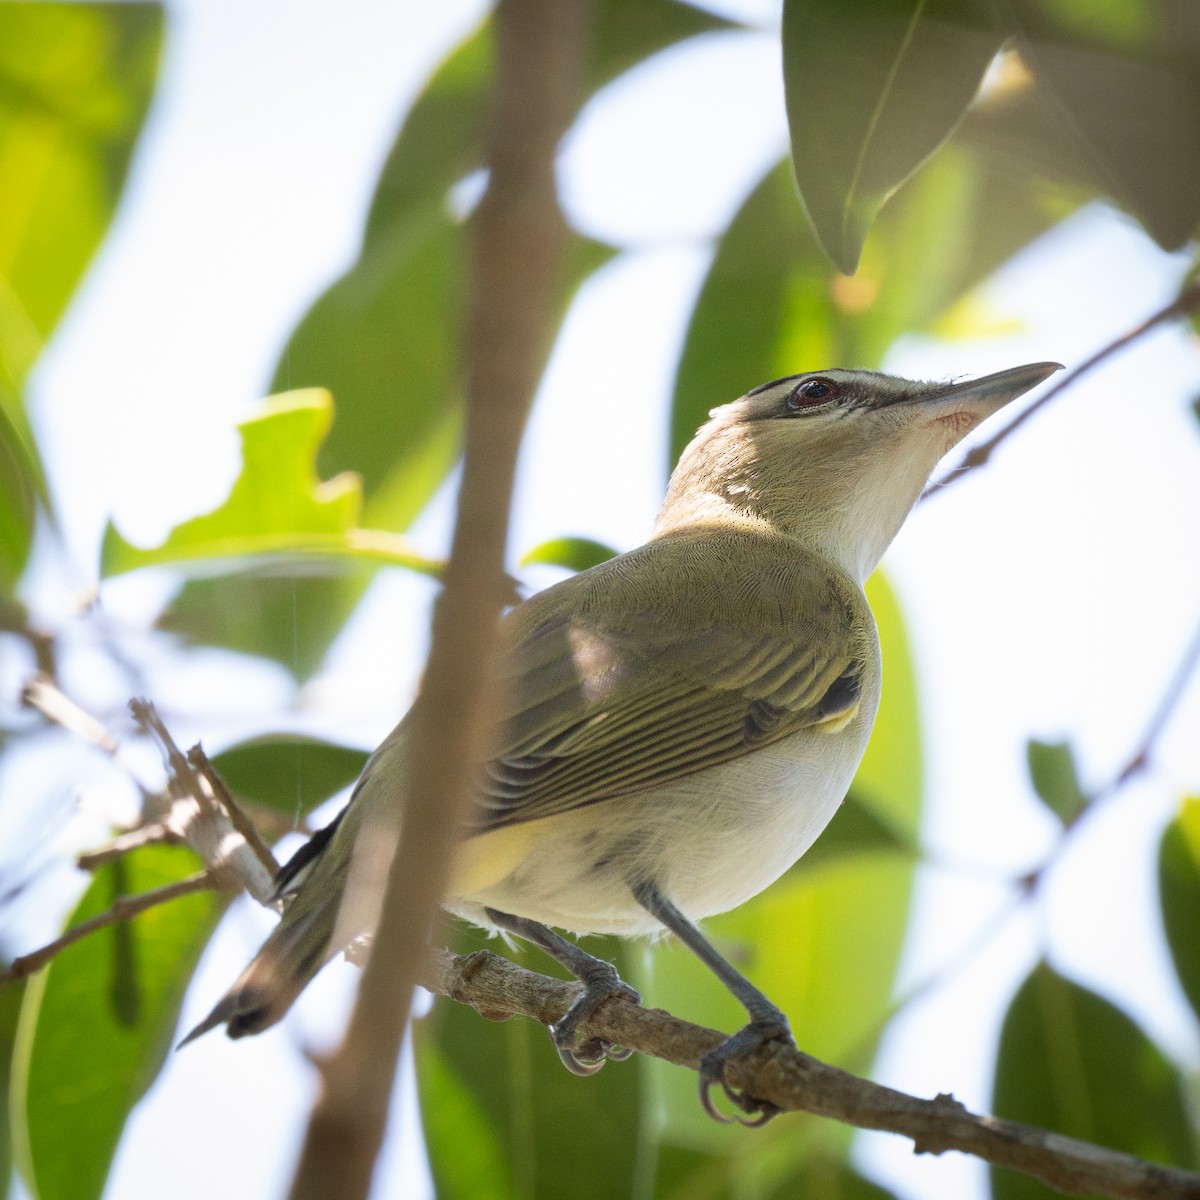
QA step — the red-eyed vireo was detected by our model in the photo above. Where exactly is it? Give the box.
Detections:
[187,361,1061,1120]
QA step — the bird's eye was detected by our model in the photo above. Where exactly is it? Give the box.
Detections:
[786,376,839,411]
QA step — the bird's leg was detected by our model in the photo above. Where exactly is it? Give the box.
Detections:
[632,882,788,1125]
[483,907,640,1075]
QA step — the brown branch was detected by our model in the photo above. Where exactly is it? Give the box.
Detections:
[75,822,176,870]
[131,700,279,902]
[1,599,56,678]
[22,673,121,757]
[924,279,1200,501]
[187,744,280,880]
[421,948,1200,1200]
[0,871,219,985]
[287,4,589,1198]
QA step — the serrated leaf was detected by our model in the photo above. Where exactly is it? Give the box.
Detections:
[519,537,619,573]
[1025,738,1087,824]
[1159,796,1200,1026]
[209,735,369,821]
[991,961,1194,1200]
[11,846,224,1200]
[100,390,442,580]
[415,927,644,1200]
[782,0,1009,273]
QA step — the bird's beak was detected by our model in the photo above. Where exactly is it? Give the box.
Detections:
[919,361,1064,419]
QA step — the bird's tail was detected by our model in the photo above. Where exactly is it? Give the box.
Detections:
[179,849,349,1045]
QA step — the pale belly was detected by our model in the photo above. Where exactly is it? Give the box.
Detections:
[444,703,876,938]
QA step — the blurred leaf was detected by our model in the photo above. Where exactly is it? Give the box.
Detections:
[0,404,39,595]
[0,2,162,383]
[766,1162,899,1200]
[1159,796,1200,1026]
[782,0,1008,273]
[209,735,368,820]
[1025,738,1087,825]
[12,846,224,1200]
[670,144,1075,464]
[100,390,442,580]
[0,979,26,1200]
[991,961,1194,1200]
[0,2,163,581]
[164,1,733,679]
[519,537,619,573]
[416,927,645,1200]
[1005,0,1200,251]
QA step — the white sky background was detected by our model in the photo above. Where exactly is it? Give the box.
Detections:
[11,0,1200,1198]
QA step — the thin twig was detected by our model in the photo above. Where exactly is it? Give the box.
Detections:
[1,600,56,678]
[420,948,1200,1200]
[0,871,219,985]
[76,822,176,870]
[22,674,121,756]
[187,745,280,880]
[924,279,1200,500]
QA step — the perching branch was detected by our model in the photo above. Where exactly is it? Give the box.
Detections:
[421,948,1200,1200]
[924,278,1200,500]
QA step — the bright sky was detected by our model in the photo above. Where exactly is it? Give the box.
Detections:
[17,1,1200,1198]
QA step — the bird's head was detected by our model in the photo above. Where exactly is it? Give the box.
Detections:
[655,362,1062,582]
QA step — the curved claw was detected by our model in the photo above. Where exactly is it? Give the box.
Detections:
[697,1016,792,1125]
[550,972,641,1076]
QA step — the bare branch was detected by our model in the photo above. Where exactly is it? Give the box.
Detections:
[421,948,1200,1200]
[0,871,219,986]
[22,674,121,757]
[76,822,176,870]
[924,279,1200,501]
[287,3,589,1197]
[132,700,279,902]
[187,744,280,880]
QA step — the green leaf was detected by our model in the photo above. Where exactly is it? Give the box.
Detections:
[782,0,1009,273]
[991,962,1195,1200]
[1005,0,1200,251]
[161,2,732,680]
[209,735,368,820]
[0,2,163,381]
[1159,796,1200,1026]
[11,846,224,1200]
[100,390,442,580]
[0,404,39,595]
[1025,738,1087,825]
[766,1162,899,1200]
[415,927,645,1200]
[0,2,163,579]
[0,979,26,1200]
[519,537,619,573]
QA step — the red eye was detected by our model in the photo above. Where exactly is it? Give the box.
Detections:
[787,376,839,410]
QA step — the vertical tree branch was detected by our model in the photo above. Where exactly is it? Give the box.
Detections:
[287,4,589,1197]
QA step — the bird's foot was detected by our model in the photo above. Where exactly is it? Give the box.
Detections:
[551,959,641,1076]
[698,1011,791,1125]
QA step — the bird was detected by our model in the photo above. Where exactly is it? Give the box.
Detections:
[185,360,1061,1121]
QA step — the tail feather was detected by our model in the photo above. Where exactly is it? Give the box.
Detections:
[179,877,343,1046]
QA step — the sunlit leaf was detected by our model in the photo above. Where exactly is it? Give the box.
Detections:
[1025,738,1087,825]
[782,0,1008,273]
[100,391,442,580]
[0,2,162,380]
[12,847,223,1200]
[209,735,368,821]
[1159,796,1200,1026]
[0,2,163,582]
[519,537,619,573]
[991,962,1194,1200]
[416,926,644,1200]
